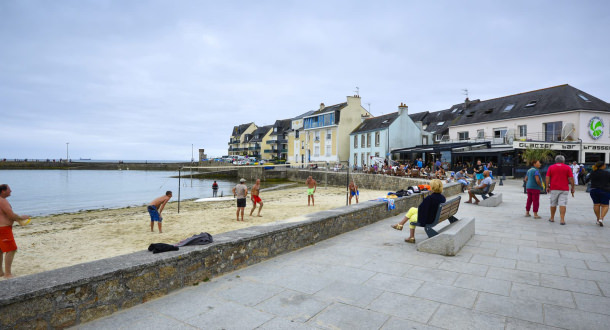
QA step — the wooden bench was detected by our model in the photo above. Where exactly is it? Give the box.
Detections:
[411,196,461,238]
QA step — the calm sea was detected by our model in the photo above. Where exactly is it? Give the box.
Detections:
[0,170,240,216]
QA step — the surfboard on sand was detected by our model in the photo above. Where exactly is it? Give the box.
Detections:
[194,196,235,203]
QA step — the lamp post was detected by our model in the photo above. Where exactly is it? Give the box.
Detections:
[66,142,69,162]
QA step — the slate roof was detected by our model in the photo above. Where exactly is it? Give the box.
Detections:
[248,125,273,143]
[292,110,316,120]
[350,112,399,135]
[232,123,254,137]
[450,84,610,126]
[306,102,348,117]
[408,111,429,123]
[270,119,292,136]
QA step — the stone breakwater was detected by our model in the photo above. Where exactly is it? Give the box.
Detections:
[0,177,461,329]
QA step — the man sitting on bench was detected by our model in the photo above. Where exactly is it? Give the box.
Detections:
[390,179,446,244]
[466,170,492,205]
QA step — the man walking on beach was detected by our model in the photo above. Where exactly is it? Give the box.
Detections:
[212,181,219,197]
[233,178,248,221]
[148,191,172,233]
[307,176,317,206]
[250,179,263,217]
[0,184,30,278]
[546,155,575,225]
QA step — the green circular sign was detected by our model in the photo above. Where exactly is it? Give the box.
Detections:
[589,117,604,140]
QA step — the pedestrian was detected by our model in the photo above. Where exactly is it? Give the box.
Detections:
[306,176,317,206]
[524,159,543,219]
[349,180,359,204]
[545,155,575,225]
[588,160,610,227]
[571,161,580,185]
[249,179,263,217]
[212,180,219,197]
[474,160,485,185]
[0,184,31,278]
[233,178,248,221]
[148,191,172,233]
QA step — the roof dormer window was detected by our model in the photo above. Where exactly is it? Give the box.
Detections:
[485,108,493,114]
[525,101,537,108]
[503,104,515,112]
[437,122,445,126]
[578,94,591,102]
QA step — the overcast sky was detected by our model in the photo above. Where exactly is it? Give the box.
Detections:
[1,1,609,160]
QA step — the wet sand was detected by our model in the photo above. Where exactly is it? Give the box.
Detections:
[7,185,388,278]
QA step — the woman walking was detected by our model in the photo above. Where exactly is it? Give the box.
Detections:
[588,161,610,227]
[524,159,543,219]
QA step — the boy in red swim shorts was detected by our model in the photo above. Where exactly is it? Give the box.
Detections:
[250,179,264,217]
[0,184,30,278]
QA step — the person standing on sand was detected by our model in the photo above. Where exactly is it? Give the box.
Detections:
[233,178,248,221]
[349,180,359,204]
[0,184,30,278]
[212,181,219,197]
[250,179,263,217]
[148,191,172,233]
[306,176,317,206]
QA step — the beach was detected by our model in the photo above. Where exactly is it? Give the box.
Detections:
[7,185,388,278]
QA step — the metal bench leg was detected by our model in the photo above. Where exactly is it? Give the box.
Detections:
[488,192,494,196]
[424,226,439,238]
[448,216,459,224]
[482,194,488,200]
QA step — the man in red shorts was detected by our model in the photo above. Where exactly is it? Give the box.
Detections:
[250,179,263,217]
[0,184,30,279]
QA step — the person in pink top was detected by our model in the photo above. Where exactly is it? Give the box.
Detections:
[545,155,575,225]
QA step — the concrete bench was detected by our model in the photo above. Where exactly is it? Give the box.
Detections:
[479,193,502,207]
[416,217,475,256]
[480,181,497,200]
[411,196,461,238]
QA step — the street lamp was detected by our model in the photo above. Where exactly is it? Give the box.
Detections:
[66,142,69,161]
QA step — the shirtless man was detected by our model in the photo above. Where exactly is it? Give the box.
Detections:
[233,178,248,221]
[148,191,172,233]
[250,179,263,217]
[0,184,30,278]
[349,180,359,205]
[306,176,317,206]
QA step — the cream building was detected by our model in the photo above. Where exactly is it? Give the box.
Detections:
[228,123,257,157]
[287,110,315,166]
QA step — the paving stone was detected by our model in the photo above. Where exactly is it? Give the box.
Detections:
[212,280,284,306]
[271,272,336,294]
[401,253,446,268]
[381,317,443,330]
[510,282,575,308]
[363,273,424,296]
[573,292,610,315]
[559,250,607,262]
[359,258,414,276]
[544,304,610,329]
[308,303,389,330]
[460,245,497,256]
[313,281,383,308]
[403,266,460,285]
[518,246,561,257]
[566,267,610,283]
[76,307,158,330]
[597,282,610,297]
[516,260,567,276]
[486,267,540,285]
[537,241,579,251]
[495,250,539,262]
[367,292,440,324]
[539,274,602,296]
[255,290,329,322]
[470,255,516,269]
[479,241,519,253]
[538,254,588,269]
[429,304,505,330]
[500,238,538,247]
[504,318,562,330]
[454,274,512,296]
[475,293,543,323]
[129,316,197,330]
[184,301,274,330]
[257,317,318,330]
[438,259,488,276]
[585,260,610,272]
[413,282,478,308]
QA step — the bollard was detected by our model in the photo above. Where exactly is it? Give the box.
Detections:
[500,174,505,186]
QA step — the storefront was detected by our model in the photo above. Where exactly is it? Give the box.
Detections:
[392,141,491,167]
[512,141,609,164]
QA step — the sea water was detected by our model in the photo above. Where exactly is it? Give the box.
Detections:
[0,170,239,216]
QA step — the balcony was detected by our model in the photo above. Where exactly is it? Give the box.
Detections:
[280,149,288,153]
[263,150,276,153]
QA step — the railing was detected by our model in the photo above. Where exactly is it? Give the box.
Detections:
[266,140,278,144]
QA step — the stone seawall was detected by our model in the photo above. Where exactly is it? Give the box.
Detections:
[0,178,461,329]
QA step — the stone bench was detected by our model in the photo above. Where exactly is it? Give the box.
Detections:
[478,193,502,207]
[411,196,461,238]
[480,181,497,200]
[417,217,475,256]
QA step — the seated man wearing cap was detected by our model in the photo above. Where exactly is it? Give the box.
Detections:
[232,178,248,221]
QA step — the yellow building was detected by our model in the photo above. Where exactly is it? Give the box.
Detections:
[228,123,257,157]
[287,110,315,166]
[300,95,371,164]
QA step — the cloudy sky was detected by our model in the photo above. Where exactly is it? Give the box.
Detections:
[1,1,609,160]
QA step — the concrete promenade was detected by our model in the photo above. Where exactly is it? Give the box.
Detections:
[76,179,610,330]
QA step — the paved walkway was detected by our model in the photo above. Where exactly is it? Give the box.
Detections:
[76,179,610,330]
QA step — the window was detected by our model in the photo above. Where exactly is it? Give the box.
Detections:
[367,152,370,165]
[361,152,365,165]
[458,132,469,141]
[484,108,493,114]
[315,131,320,141]
[477,129,484,139]
[525,100,537,108]
[361,135,365,147]
[354,153,357,166]
[435,134,442,142]
[375,152,379,157]
[494,128,507,138]
[578,94,591,102]
[353,136,357,148]
[314,146,320,157]
[295,130,299,138]
[326,129,332,139]
[367,133,371,147]
[503,104,514,112]
[518,125,527,137]
[544,121,562,142]
[326,145,331,156]
[375,132,380,146]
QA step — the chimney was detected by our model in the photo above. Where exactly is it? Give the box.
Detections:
[347,95,362,106]
[465,97,470,108]
[398,102,408,116]
[361,113,370,123]
[319,103,325,110]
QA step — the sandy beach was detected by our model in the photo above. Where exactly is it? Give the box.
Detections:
[6,185,388,278]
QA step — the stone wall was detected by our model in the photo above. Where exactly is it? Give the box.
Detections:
[0,180,461,329]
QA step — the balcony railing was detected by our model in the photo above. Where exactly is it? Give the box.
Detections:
[266,140,278,144]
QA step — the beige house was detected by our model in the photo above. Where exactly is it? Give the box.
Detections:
[287,110,315,166]
[228,123,257,157]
